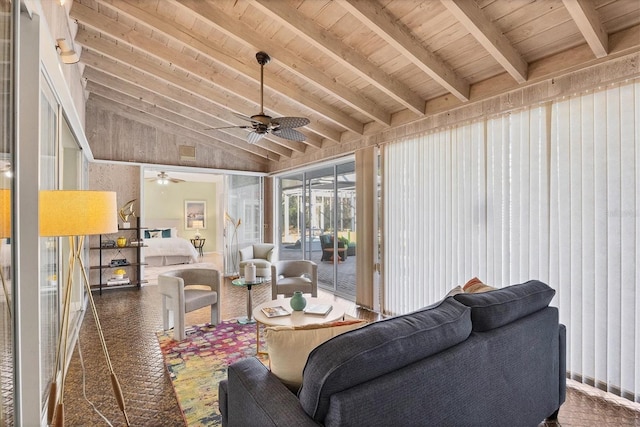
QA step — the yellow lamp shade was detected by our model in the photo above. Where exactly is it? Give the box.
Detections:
[0,189,10,239]
[40,190,118,237]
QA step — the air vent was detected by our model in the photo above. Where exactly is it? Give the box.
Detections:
[179,145,196,161]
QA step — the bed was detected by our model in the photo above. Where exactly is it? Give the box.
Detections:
[143,220,199,266]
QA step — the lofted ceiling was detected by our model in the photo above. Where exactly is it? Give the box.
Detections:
[69,0,640,171]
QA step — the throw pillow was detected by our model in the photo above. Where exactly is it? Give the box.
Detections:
[264,319,367,391]
[463,277,495,293]
[445,285,463,297]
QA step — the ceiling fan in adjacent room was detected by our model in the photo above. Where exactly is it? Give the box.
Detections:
[209,51,310,144]
[146,171,184,185]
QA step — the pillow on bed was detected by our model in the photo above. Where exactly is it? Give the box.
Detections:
[145,229,172,238]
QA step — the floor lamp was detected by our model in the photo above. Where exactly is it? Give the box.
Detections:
[40,190,130,426]
[0,189,11,317]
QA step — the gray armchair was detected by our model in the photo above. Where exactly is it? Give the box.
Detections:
[239,243,276,278]
[271,260,318,300]
[158,268,221,341]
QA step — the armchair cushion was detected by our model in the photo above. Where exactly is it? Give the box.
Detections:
[253,243,275,261]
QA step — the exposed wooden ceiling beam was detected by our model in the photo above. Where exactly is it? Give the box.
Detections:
[71,3,342,144]
[88,94,273,165]
[252,0,426,115]
[79,50,307,159]
[174,0,391,127]
[94,0,364,136]
[83,67,302,156]
[84,80,293,160]
[441,0,528,84]
[562,0,608,58]
[340,0,470,103]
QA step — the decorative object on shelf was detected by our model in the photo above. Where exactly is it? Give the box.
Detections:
[290,291,307,311]
[113,269,126,280]
[102,239,116,248]
[245,262,257,282]
[225,212,241,276]
[39,190,130,427]
[109,258,129,267]
[118,199,136,228]
[116,236,127,247]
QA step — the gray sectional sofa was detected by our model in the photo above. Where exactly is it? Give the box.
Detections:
[219,280,566,426]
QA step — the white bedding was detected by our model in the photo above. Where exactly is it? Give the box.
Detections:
[143,237,199,266]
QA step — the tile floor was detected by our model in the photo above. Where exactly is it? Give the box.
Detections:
[60,257,640,426]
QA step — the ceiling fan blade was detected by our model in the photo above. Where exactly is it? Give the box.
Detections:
[233,112,259,123]
[271,116,310,128]
[247,131,266,144]
[272,127,306,142]
[205,125,253,131]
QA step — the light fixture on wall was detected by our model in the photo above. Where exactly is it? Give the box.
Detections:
[40,191,130,426]
[56,38,79,64]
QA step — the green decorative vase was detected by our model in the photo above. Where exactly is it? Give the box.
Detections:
[290,291,307,311]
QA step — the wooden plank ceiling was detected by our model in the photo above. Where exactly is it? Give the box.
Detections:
[69,0,640,170]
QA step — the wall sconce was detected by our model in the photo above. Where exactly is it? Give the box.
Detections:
[56,38,79,64]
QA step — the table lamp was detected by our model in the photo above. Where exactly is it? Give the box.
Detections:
[0,189,10,316]
[39,190,130,426]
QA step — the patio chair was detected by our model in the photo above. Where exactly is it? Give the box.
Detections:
[271,260,318,300]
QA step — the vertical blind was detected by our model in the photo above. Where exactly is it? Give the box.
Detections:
[383,80,638,402]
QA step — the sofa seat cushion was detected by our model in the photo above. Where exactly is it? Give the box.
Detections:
[298,297,471,422]
[264,320,367,391]
[277,276,311,287]
[453,280,555,332]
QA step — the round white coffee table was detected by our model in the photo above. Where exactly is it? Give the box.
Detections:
[252,297,346,354]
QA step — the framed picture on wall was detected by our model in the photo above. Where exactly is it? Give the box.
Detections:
[185,200,206,230]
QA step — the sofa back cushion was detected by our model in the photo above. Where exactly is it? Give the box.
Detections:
[298,297,471,422]
[453,280,555,332]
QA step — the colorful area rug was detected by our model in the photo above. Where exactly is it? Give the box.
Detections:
[156,321,267,426]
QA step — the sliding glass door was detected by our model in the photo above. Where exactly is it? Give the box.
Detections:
[277,159,356,300]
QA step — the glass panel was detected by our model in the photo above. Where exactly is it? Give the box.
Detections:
[0,1,13,424]
[278,174,304,261]
[40,80,59,406]
[277,159,356,301]
[61,118,83,326]
[224,175,262,276]
[335,162,355,299]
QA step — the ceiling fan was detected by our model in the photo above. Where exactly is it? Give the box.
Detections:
[211,51,310,144]
[146,171,184,185]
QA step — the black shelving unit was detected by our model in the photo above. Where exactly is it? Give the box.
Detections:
[90,218,147,295]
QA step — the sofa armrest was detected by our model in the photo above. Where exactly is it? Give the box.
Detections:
[223,357,319,427]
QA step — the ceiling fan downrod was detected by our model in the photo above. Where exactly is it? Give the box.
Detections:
[256,51,270,116]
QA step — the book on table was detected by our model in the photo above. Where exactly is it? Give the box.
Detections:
[261,305,291,318]
[304,304,333,316]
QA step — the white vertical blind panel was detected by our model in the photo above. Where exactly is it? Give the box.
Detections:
[551,81,639,401]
